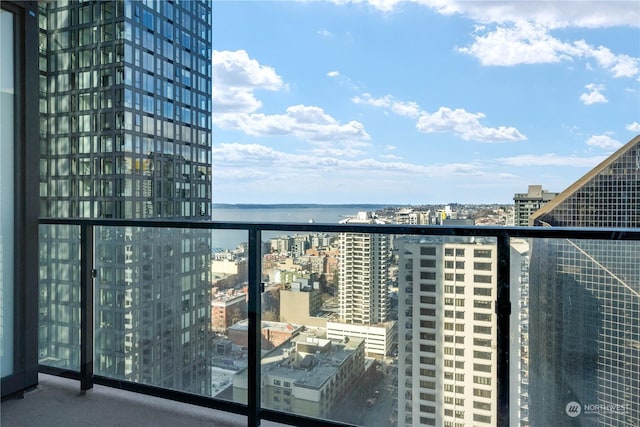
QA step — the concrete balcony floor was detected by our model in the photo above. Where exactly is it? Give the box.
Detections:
[2,374,285,427]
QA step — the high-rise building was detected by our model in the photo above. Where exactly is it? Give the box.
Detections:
[396,237,499,427]
[528,135,640,426]
[513,185,558,226]
[38,0,213,395]
[338,212,390,325]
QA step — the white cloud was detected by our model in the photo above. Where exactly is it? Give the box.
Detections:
[626,121,640,132]
[499,153,608,167]
[213,105,371,144]
[212,54,370,146]
[458,23,639,79]
[212,50,285,114]
[352,93,392,107]
[586,134,623,150]
[574,40,639,78]
[385,145,397,150]
[458,21,577,66]
[212,142,483,177]
[317,28,334,37]
[416,107,526,142]
[351,93,420,118]
[352,92,526,142]
[336,1,640,28]
[334,1,640,79]
[579,83,608,105]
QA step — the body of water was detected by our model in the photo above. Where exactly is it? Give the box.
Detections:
[209,204,394,249]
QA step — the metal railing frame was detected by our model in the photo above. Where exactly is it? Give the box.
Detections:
[38,217,640,427]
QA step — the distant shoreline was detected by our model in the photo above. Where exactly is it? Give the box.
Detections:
[213,203,400,210]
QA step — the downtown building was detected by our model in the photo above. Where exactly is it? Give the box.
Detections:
[528,135,640,426]
[396,237,499,427]
[338,212,391,325]
[513,185,558,226]
[333,212,395,361]
[37,0,213,395]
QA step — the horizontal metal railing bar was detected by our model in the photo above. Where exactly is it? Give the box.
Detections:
[38,217,640,241]
[38,365,81,381]
[260,408,358,427]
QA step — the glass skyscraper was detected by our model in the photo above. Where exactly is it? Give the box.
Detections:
[38,0,213,395]
[529,135,640,426]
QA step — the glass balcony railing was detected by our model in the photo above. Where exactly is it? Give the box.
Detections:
[37,218,640,427]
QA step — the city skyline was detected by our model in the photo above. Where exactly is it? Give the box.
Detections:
[210,1,640,205]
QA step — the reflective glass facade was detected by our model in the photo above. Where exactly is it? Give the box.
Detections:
[39,0,212,220]
[529,136,640,426]
[38,0,213,395]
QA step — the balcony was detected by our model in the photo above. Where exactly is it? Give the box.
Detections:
[2,373,285,427]
[4,217,640,427]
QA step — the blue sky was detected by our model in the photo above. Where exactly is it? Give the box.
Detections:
[210,0,640,204]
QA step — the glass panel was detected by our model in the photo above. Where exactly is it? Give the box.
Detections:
[38,224,81,371]
[245,216,502,426]
[0,8,14,377]
[209,229,248,402]
[526,238,640,425]
[92,226,248,401]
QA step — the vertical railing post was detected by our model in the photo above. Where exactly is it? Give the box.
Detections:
[80,224,94,392]
[496,231,511,427]
[247,227,262,426]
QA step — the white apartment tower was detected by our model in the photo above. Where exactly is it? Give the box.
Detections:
[338,212,390,325]
[396,237,497,427]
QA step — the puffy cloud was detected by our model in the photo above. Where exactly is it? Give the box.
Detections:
[626,121,640,132]
[333,2,639,78]
[579,83,608,105]
[458,23,639,79]
[586,134,623,150]
[416,107,526,142]
[213,50,283,90]
[574,41,639,78]
[212,50,285,113]
[213,105,371,144]
[458,21,578,66]
[352,92,525,142]
[212,54,370,145]
[499,153,608,167]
